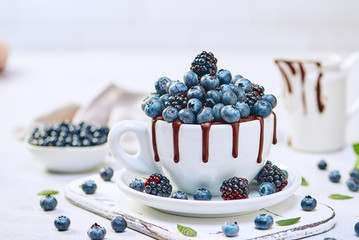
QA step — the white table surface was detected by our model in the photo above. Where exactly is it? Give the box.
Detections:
[1,50,359,240]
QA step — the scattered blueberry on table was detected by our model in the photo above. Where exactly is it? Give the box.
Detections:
[328,171,341,183]
[301,195,317,211]
[222,221,239,237]
[317,160,327,170]
[87,223,106,240]
[254,213,274,230]
[99,167,114,181]
[54,215,71,231]
[346,178,359,192]
[111,216,127,233]
[355,221,359,236]
[193,188,212,201]
[81,180,97,194]
[40,195,57,211]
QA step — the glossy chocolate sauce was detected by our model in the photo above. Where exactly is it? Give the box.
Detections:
[275,60,325,114]
[151,113,277,164]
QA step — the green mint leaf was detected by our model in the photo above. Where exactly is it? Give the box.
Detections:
[354,158,359,170]
[177,224,197,237]
[276,217,301,226]
[328,194,353,200]
[301,177,309,186]
[353,143,359,156]
[37,190,59,196]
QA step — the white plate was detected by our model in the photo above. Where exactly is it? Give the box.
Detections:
[116,163,301,217]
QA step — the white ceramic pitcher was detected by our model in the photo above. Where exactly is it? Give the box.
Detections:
[275,53,359,152]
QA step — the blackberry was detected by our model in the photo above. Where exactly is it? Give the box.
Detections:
[220,176,250,200]
[190,51,218,78]
[164,94,188,111]
[255,161,288,191]
[244,83,265,109]
[144,173,172,197]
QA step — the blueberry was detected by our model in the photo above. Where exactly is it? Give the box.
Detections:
[204,98,216,108]
[221,90,237,105]
[155,77,170,95]
[187,98,203,114]
[262,94,277,108]
[206,90,221,103]
[317,160,327,170]
[54,216,71,231]
[82,180,97,194]
[193,188,212,200]
[237,88,246,102]
[129,178,145,192]
[87,223,106,240]
[254,214,273,230]
[346,178,359,192]
[168,82,188,96]
[228,84,240,96]
[144,99,164,118]
[222,221,239,237]
[220,105,240,123]
[141,94,160,111]
[165,80,178,93]
[235,78,253,93]
[171,191,188,200]
[187,85,205,101]
[159,93,170,105]
[183,71,199,88]
[100,167,114,181]
[282,169,288,180]
[230,74,243,84]
[235,102,251,118]
[253,100,272,118]
[162,106,179,122]
[355,222,359,236]
[178,109,196,124]
[40,195,57,211]
[111,216,127,233]
[216,69,232,85]
[329,171,341,183]
[197,107,214,124]
[259,182,276,196]
[200,74,220,91]
[350,169,359,182]
[301,195,317,211]
[213,103,225,122]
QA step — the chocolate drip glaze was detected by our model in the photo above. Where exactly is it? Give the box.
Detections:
[299,63,307,115]
[151,116,163,162]
[272,112,277,144]
[172,120,182,163]
[275,60,293,93]
[316,73,325,113]
[230,122,240,158]
[201,122,212,163]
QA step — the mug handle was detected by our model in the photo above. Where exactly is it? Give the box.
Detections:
[108,120,158,174]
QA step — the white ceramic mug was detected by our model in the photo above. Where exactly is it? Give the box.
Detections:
[275,53,359,152]
[108,114,276,195]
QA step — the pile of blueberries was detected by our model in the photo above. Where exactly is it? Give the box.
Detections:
[28,121,109,147]
[142,51,277,124]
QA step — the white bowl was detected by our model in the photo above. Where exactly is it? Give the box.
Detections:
[25,140,108,172]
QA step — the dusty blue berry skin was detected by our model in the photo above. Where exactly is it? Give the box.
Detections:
[221,105,240,123]
[237,88,246,102]
[262,94,277,108]
[40,195,57,211]
[155,77,170,95]
[197,107,214,124]
[100,167,114,181]
[168,82,188,96]
[187,85,205,101]
[301,195,317,211]
[235,102,251,118]
[350,169,359,182]
[87,223,106,240]
[82,180,97,194]
[329,171,341,183]
[193,188,212,200]
[162,106,179,122]
[129,178,145,192]
[54,216,71,231]
[183,71,199,88]
[111,216,127,233]
[200,74,220,91]
[228,84,240,96]
[206,90,221,103]
[187,98,202,114]
[230,74,243,84]
[217,69,232,85]
[254,214,274,230]
[144,100,164,118]
[222,221,239,237]
[221,90,237,105]
[159,94,170,105]
[355,222,359,236]
[165,80,178,93]
[259,182,276,196]
[213,103,225,122]
[171,191,188,200]
[253,100,272,118]
[235,78,253,93]
[141,94,160,110]
[317,160,327,170]
[179,109,196,124]
[346,178,359,192]
[217,84,232,94]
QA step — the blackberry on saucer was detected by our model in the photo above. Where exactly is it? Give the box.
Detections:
[144,173,172,197]
[190,51,218,78]
[255,161,288,192]
[220,176,250,200]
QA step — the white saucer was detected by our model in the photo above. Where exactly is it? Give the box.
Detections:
[116,163,301,217]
